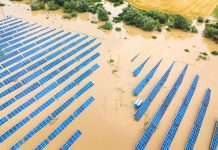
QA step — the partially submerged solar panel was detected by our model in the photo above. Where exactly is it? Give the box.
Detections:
[0,17,101,149]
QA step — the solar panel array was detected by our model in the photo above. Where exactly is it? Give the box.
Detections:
[133,59,163,96]
[210,121,218,150]
[0,17,101,149]
[132,57,213,150]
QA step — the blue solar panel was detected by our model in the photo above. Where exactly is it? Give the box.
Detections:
[161,75,199,149]
[186,88,211,150]
[48,116,75,141]
[133,56,151,77]
[210,121,218,150]
[59,130,82,150]
[133,59,163,96]
[131,53,139,62]
[52,81,94,118]
[35,139,49,150]
[73,96,95,117]
[134,61,175,121]
[135,65,188,150]
[0,49,100,112]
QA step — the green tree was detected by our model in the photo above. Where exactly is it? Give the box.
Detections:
[97,7,109,21]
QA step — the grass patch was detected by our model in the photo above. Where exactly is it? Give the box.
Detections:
[211,51,218,55]
[211,5,218,19]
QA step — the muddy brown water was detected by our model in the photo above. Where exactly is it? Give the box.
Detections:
[0,0,218,150]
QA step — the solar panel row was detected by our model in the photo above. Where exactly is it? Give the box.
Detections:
[186,88,211,150]
[134,61,175,121]
[161,75,199,149]
[10,81,94,149]
[132,56,151,77]
[133,59,163,96]
[135,65,188,150]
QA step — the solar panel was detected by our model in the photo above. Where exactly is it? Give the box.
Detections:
[133,56,151,77]
[59,130,82,150]
[161,75,199,149]
[134,61,175,121]
[186,88,211,150]
[133,59,163,96]
[135,64,188,150]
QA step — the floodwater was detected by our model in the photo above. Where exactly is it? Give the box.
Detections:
[0,0,218,150]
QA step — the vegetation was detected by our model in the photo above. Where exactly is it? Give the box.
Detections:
[211,51,218,55]
[197,16,204,23]
[119,6,196,32]
[103,21,113,30]
[115,27,121,31]
[108,0,124,6]
[112,16,122,23]
[0,3,5,6]
[30,2,45,11]
[48,1,60,10]
[184,49,190,52]
[196,52,210,61]
[203,23,218,42]
[97,6,109,21]
[151,35,157,39]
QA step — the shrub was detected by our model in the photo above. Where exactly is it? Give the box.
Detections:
[62,14,72,19]
[103,21,113,30]
[184,49,190,52]
[0,3,5,6]
[76,0,89,12]
[204,23,218,42]
[211,51,218,55]
[48,1,59,10]
[115,27,121,31]
[30,2,45,11]
[151,35,157,39]
[197,16,204,23]
[97,7,109,21]
[70,11,78,17]
[112,16,122,23]
[53,0,64,6]
[190,26,198,33]
[63,0,77,13]
[167,14,192,31]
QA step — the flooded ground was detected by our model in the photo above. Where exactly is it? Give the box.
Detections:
[0,0,218,150]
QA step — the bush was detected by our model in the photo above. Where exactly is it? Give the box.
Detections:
[197,16,204,23]
[76,0,89,12]
[103,21,113,30]
[70,11,78,17]
[97,7,109,21]
[204,23,218,42]
[48,1,59,10]
[63,0,77,13]
[108,0,124,6]
[0,3,5,6]
[53,0,64,6]
[62,14,72,19]
[30,2,45,11]
[167,14,192,31]
[89,3,103,13]
[112,16,122,23]
[190,26,198,33]
[115,27,121,31]
[211,51,218,55]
